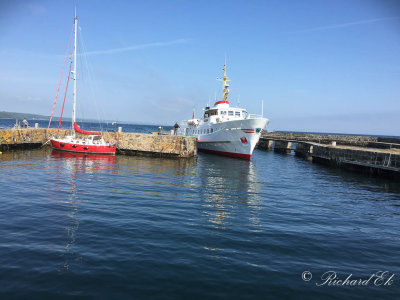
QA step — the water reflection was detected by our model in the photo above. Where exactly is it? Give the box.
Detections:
[114,155,198,191]
[50,150,117,272]
[197,153,262,229]
[0,149,54,166]
[116,155,196,176]
[51,150,116,174]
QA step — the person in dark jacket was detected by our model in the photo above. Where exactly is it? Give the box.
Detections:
[173,122,180,135]
[22,118,29,128]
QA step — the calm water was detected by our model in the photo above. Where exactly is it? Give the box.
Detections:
[1,146,400,298]
[0,118,172,134]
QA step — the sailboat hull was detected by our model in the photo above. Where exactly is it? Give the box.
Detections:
[51,138,116,155]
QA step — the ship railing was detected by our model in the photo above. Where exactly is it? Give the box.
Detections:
[246,114,264,119]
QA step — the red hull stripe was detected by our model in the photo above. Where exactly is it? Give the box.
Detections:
[197,140,231,143]
[214,100,229,105]
[198,148,251,160]
[51,140,116,155]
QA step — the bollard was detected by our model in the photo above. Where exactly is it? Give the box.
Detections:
[35,123,39,129]
[118,127,122,133]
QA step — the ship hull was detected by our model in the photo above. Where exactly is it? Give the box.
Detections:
[51,139,116,155]
[186,118,268,160]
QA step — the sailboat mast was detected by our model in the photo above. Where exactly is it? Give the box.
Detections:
[72,13,77,133]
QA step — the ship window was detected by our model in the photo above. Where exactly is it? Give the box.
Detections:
[228,111,234,116]
[211,128,213,133]
[235,111,241,117]
[221,111,226,115]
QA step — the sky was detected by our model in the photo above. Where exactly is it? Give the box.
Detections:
[0,0,399,135]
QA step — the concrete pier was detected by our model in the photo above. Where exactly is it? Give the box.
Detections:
[0,128,197,158]
[311,143,400,178]
[294,142,313,161]
[256,139,273,150]
[257,132,400,179]
[273,140,292,154]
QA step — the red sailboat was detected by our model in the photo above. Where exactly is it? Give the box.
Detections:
[49,13,116,155]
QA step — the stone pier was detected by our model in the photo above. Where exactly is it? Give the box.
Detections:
[273,140,292,153]
[294,142,313,161]
[257,131,400,179]
[0,128,197,158]
[257,139,273,151]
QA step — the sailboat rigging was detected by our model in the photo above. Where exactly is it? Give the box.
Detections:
[49,13,116,155]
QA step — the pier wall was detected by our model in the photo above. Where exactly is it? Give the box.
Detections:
[257,132,400,179]
[0,128,196,158]
[105,132,197,158]
[312,144,400,166]
[261,132,400,149]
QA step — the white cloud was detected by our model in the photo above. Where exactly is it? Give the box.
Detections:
[83,39,189,56]
[291,17,400,33]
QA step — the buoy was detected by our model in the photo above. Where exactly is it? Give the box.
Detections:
[0,151,2,155]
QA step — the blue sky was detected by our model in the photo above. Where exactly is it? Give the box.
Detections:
[0,0,399,135]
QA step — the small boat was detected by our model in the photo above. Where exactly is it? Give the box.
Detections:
[50,13,116,155]
[179,64,269,160]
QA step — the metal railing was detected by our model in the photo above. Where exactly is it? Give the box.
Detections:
[246,114,264,119]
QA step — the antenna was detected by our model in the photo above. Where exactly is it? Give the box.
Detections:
[216,59,230,102]
[261,99,264,117]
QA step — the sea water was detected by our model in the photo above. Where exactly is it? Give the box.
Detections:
[1,141,400,298]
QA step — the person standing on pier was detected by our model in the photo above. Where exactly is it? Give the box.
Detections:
[173,122,180,135]
[22,118,29,128]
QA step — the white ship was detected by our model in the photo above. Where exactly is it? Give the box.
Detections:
[179,64,269,160]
